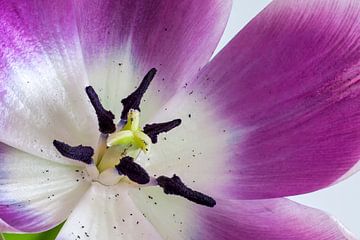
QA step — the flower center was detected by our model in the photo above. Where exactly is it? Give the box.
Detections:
[53,69,216,207]
[97,109,151,173]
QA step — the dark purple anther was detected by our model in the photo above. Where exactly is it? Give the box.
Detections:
[156,174,216,207]
[143,119,182,143]
[116,156,150,184]
[53,140,94,164]
[85,86,116,134]
[120,68,157,121]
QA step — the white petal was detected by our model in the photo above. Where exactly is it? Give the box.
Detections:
[56,183,162,240]
[138,91,232,198]
[129,186,199,240]
[0,143,90,232]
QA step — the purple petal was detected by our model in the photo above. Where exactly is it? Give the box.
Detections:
[174,0,360,198]
[0,143,90,232]
[196,198,356,240]
[73,0,231,120]
[0,0,98,162]
[0,218,17,232]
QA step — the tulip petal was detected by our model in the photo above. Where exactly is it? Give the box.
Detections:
[0,219,17,233]
[0,0,98,163]
[136,102,231,199]
[130,188,355,240]
[147,0,360,199]
[56,183,162,240]
[73,0,232,122]
[0,143,90,233]
[196,198,356,240]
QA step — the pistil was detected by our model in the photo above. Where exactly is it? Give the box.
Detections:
[107,109,152,155]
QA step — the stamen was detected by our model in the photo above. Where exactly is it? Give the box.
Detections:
[115,156,150,184]
[143,119,182,143]
[53,140,94,164]
[156,175,216,208]
[120,68,157,120]
[85,86,116,134]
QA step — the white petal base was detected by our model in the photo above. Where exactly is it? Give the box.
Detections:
[56,183,162,240]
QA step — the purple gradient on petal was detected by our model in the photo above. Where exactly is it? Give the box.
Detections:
[0,142,8,178]
[189,0,360,199]
[73,0,231,99]
[0,0,79,93]
[0,143,50,232]
[196,198,354,240]
[0,0,80,117]
[0,218,17,232]
[0,205,51,233]
[0,90,5,102]
[0,1,77,56]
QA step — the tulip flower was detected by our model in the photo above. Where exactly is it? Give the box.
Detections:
[0,0,359,239]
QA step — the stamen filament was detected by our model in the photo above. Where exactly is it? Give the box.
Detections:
[94,133,108,165]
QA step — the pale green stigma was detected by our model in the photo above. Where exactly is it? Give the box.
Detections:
[97,109,151,173]
[107,109,152,154]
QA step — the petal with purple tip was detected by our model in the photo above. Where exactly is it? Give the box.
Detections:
[148,0,360,199]
[0,0,98,164]
[73,0,232,121]
[130,188,356,240]
[0,219,17,233]
[196,198,356,240]
[0,143,90,233]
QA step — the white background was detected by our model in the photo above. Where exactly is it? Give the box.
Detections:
[214,0,360,237]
